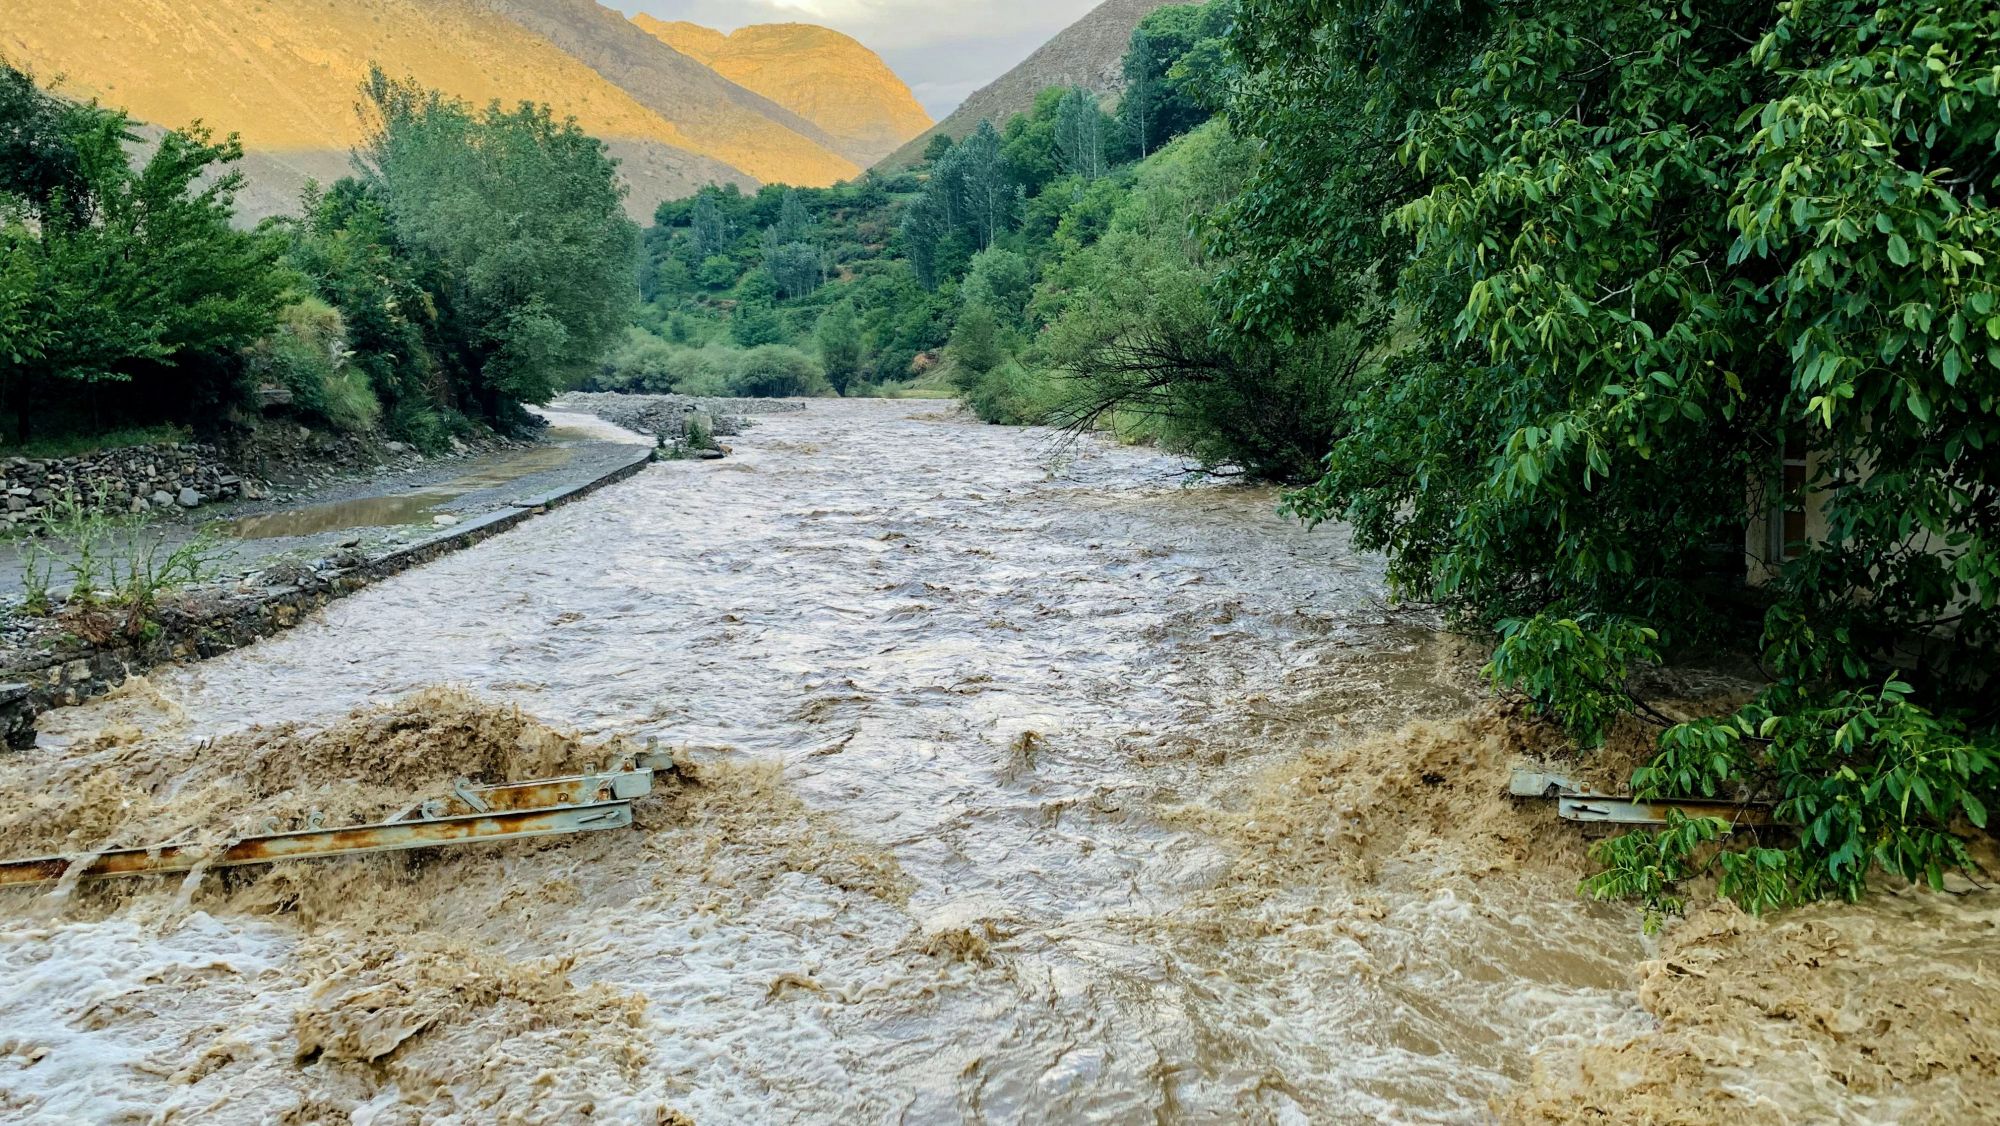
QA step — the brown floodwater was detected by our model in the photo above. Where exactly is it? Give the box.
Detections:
[0,400,1724,1121]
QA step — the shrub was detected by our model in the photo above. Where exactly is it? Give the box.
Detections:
[588,327,680,393]
[958,360,1060,426]
[730,345,831,398]
[245,298,381,432]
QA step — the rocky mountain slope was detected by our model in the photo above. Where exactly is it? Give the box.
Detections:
[0,0,863,221]
[633,18,931,168]
[479,0,861,189]
[876,0,1178,171]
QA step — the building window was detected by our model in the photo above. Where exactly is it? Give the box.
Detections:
[1773,436,1808,562]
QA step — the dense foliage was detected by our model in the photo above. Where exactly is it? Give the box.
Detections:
[289,70,639,438]
[1,63,639,452]
[0,65,286,444]
[1222,0,2000,917]
[611,2,1239,414]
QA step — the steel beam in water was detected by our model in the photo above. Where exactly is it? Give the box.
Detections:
[1508,767,1786,829]
[0,802,634,888]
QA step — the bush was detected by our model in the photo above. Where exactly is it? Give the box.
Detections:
[731,345,830,398]
[587,327,680,393]
[958,360,1060,426]
[245,298,381,432]
[729,305,788,347]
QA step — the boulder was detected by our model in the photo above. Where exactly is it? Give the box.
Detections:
[176,487,202,508]
[151,490,175,508]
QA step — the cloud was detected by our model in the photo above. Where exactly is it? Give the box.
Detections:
[615,1,1103,117]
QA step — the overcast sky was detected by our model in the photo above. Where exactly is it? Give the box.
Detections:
[614,1,1105,120]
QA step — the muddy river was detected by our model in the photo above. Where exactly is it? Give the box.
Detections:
[2,400,1993,1123]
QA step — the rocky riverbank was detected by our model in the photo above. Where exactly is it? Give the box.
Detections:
[0,421,537,531]
[0,413,654,748]
[0,444,250,527]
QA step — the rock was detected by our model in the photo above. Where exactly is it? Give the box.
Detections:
[385,441,410,455]
[7,487,28,497]
[338,537,362,548]
[448,437,469,455]
[151,490,175,507]
[129,497,147,513]
[698,449,727,460]
[4,497,23,513]
[432,513,459,526]
[29,488,53,504]
[242,481,268,501]
[176,487,202,508]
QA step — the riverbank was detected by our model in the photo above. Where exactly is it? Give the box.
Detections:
[0,399,1992,1122]
[0,410,655,747]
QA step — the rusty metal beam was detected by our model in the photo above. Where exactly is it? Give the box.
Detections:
[0,802,634,889]
[1509,766,1788,829]
[1557,796,1783,828]
[399,769,657,820]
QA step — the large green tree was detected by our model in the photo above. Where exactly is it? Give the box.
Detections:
[0,66,284,442]
[1223,0,2000,917]
[1117,2,1233,160]
[355,69,639,423]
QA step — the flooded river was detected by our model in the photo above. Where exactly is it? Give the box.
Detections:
[3,400,1988,1123]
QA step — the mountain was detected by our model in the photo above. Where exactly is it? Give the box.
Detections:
[632,18,932,168]
[0,0,866,222]
[476,0,860,187]
[876,0,1178,171]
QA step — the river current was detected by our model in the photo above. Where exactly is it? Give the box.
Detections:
[1,400,1664,1122]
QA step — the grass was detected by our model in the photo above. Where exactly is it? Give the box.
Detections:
[0,425,191,461]
[17,491,224,637]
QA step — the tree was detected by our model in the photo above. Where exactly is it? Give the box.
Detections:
[733,344,830,397]
[1053,89,1108,180]
[949,121,1012,251]
[0,66,285,442]
[729,305,786,348]
[1224,0,2000,918]
[355,68,639,423]
[948,302,1005,377]
[689,190,730,260]
[961,248,1035,326]
[773,188,813,245]
[815,300,863,393]
[1116,2,1232,159]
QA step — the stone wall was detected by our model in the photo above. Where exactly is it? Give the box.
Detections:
[2,443,251,527]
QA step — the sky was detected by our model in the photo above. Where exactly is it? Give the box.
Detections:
[615,1,1106,120]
